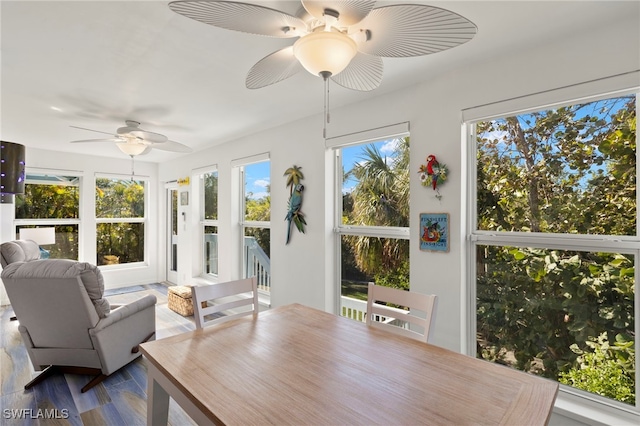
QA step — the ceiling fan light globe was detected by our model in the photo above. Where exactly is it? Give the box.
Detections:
[117,142,147,156]
[293,31,357,77]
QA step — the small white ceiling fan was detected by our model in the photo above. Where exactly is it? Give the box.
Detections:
[70,120,192,157]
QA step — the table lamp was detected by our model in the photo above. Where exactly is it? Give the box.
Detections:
[19,227,56,259]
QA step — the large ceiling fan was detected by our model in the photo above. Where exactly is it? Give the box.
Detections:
[168,0,478,92]
[70,120,192,157]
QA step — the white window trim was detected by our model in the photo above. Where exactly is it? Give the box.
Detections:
[14,169,83,258]
[94,174,148,267]
[465,78,640,419]
[233,157,271,300]
[197,166,219,278]
[332,129,411,315]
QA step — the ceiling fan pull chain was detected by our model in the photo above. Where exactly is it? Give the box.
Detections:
[130,155,135,180]
[321,72,331,139]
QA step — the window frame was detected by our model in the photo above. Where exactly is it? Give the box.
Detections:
[465,84,640,415]
[332,127,411,317]
[13,169,82,260]
[95,173,148,267]
[232,153,271,296]
[197,165,219,278]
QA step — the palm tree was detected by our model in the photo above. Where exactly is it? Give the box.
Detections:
[283,165,304,195]
[346,137,410,276]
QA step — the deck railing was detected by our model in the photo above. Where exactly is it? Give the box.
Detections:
[341,296,409,326]
[203,234,218,275]
[203,234,271,293]
[243,236,271,292]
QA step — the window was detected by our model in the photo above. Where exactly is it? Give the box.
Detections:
[95,176,146,266]
[334,134,410,322]
[236,156,270,293]
[14,172,80,260]
[201,169,218,276]
[469,92,638,410]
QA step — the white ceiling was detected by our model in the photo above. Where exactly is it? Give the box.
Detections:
[1,1,638,163]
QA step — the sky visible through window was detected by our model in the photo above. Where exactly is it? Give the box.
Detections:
[342,138,401,193]
[244,161,270,200]
[243,139,400,199]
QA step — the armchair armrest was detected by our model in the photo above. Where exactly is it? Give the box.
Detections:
[88,294,156,375]
[89,294,157,335]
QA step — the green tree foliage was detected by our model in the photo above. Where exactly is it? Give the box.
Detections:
[204,172,218,220]
[15,177,79,259]
[15,181,79,219]
[476,95,636,403]
[95,178,145,265]
[245,191,270,257]
[559,333,635,404]
[343,137,410,279]
[96,178,144,218]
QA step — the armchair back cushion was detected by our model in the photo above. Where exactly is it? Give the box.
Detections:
[2,258,111,323]
[0,240,40,268]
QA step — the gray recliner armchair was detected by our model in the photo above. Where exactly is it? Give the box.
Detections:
[0,240,156,393]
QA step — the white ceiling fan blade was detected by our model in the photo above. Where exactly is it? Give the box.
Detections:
[150,140,193,153]
[70,138,122,143]
[169,1,306,38]
[128,129,168,143]
[301,0,375,27]
[330,53,382,92]
[70,125,117,137]
[354,4,477,57]
[246,46,303,89]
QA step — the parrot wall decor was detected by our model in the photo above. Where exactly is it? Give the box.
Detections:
[284,165,306,244]
[418,154,448,199]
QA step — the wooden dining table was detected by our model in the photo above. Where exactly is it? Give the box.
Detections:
[139,303,558,425]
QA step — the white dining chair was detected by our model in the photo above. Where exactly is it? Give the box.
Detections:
[191,277,259,329]
[366,282,437,343]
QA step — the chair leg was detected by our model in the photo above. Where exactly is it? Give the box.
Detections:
[131,331,156,353]
[81,374,108,393]
[24,365,59,390]
[24,366,105,392]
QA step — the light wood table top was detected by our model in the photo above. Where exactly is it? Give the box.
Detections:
[140,303,558,425]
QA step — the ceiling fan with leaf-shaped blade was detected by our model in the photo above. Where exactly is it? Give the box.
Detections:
[168,0,478,92]
[70,120,192,156]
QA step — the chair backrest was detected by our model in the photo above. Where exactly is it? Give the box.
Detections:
[0,240,40,268]
[1,259,105,349]
[191,277,259,329]
[366,283,437,343]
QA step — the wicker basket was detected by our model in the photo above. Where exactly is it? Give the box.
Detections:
[168,285,195,316]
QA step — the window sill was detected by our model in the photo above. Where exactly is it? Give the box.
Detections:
[98,261,148,270]
[554,391,639,425]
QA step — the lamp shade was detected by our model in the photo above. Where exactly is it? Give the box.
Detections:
[19,227,56,245]
[117,142,147,156]
[293,31,357,77]
[0,141,26,204]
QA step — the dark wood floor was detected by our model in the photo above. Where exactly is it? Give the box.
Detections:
[0,283,197,426]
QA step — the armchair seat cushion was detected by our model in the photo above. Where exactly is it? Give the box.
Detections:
[2,259,111,318]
